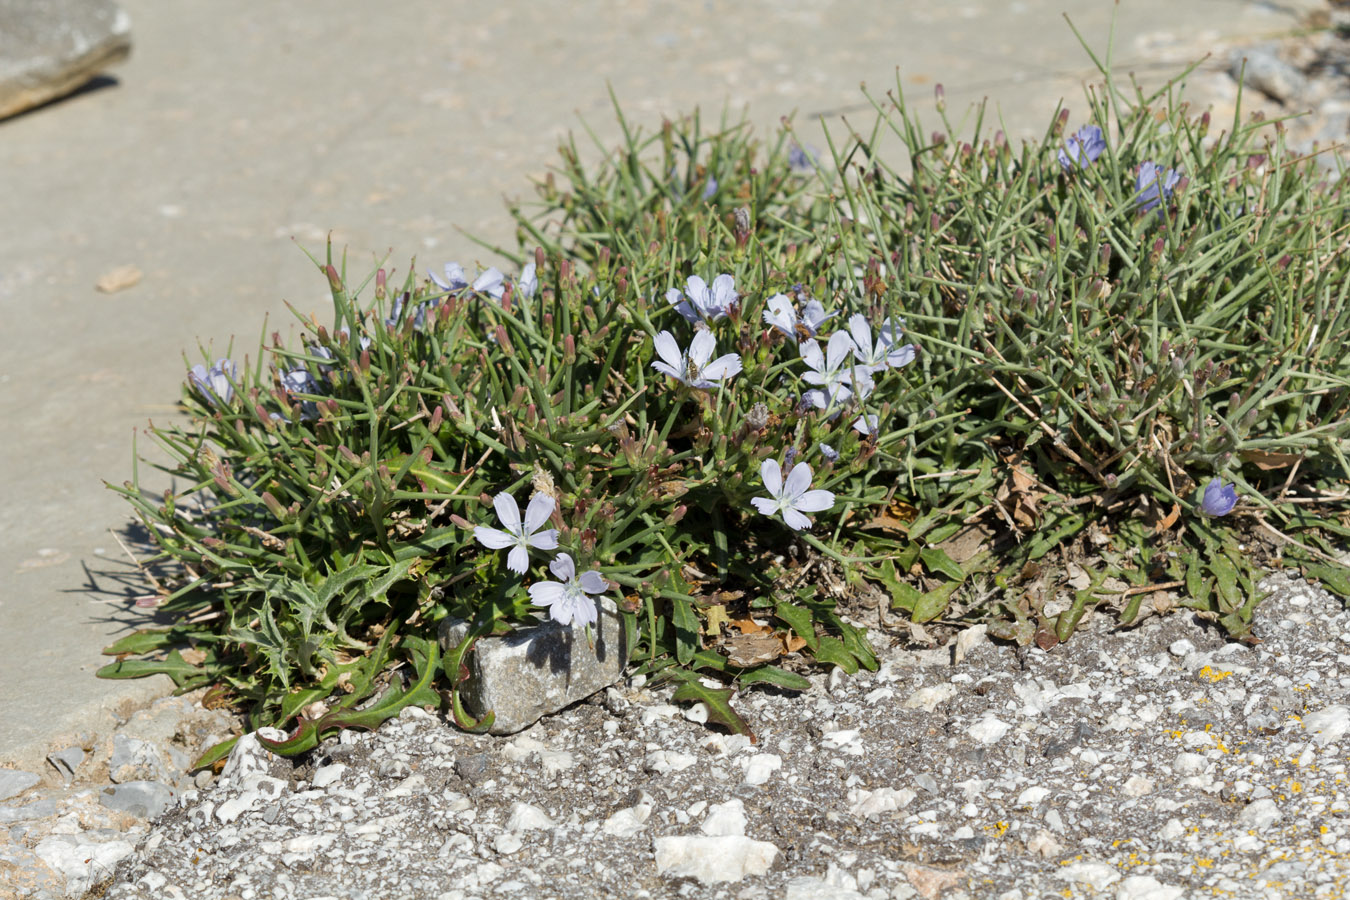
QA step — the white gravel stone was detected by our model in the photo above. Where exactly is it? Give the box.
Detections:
[311,763,347,789]
[601,803,652,838]
[1059,860,1120,890]
[1171,752,1208,776]
[34,835,134,896]
[1115,874,1186,900]
[968,715,1010,745]
[1238,797,1283,829]
[1122,776,1155,797]
[644,750,697,774]
[701,799,747,837]
[740,753,783,786]
[219,728,288,783]
[493,832,524,855]
[653,835,779,884]
[1168,639,1195,657]
[1016,786,1050,807]
[1302,705,1350,747]
[822,729,864,755]
[507,802,555,832]
[904,684,957,712]
[848,787,916,818]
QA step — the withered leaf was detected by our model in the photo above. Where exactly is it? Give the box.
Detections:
[1240,448,1304,471]
[722,632,784,667]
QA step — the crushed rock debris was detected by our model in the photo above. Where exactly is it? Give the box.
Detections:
[3,570,1347,899]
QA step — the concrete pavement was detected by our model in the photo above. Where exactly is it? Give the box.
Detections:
[0,0,1315,771]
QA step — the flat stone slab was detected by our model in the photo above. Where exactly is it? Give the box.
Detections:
[439,598,627,735]
[0,0,131,119]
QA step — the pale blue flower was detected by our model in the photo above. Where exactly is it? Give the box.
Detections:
[1058,125,1107,171]
[751,459,834,531]
[281,368,320,420]
[280,368,317,394]
[819,443,839,463]
[853,414,879,436]
[189,358,238,407]
[788,144,820,173]
[1197,478,1238,517]
[384,291,411,327]
[763,294,835,338]
[651,329,742,389]
[473,492,560,574]
[847,314,915,372]
[1136,162,1182,213]
[518,263,538,299]
[429,262,469,293]
[473,267,505,300]
[527,552,607,628]
[801,331,872,410]
[336,327,373,351]
[666,274,737,325]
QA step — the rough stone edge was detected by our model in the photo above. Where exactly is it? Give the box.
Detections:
[1,676,173,778]
[0,6,132,120]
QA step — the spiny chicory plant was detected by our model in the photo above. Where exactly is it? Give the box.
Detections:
[104,51,1350,762]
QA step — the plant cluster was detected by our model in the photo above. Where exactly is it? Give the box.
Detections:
[103,49,1350,763]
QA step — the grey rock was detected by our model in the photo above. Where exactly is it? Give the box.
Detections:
[99,780,177,819]
[109,734,170,784]
[1230,46,1309,105]
[454,752,494,784]
[0,768,40,801]
[46,746,85,782]
[0,0,132,120]
[439,597,628,735]
[0,798,58,823]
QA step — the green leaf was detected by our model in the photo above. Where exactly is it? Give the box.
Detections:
[671,680,754,741]
[1210,552,1240,613]
[913,580,960,623]
[812,636,859,674]
[837,622,878,672]
[773,601,818,651]
[736,666,811,691]
[919,547,964,581]
[260,634,442,756]
[1303,562,1350,600]
[671,598,700,666]
[1055,590,1093,643]
[95,649,201,688]
[191,735,238,772]
[101,629,186,656]
[887,577,924,613]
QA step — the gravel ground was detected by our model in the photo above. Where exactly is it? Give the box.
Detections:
[44,569,1344,900]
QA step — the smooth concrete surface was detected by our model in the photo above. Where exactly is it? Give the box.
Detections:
[0,0,1311,771]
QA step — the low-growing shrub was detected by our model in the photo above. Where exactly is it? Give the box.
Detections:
[102,53,1350,764]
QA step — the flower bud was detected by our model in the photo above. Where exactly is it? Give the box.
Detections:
[262,491,287,520]
[934,83,945,112]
